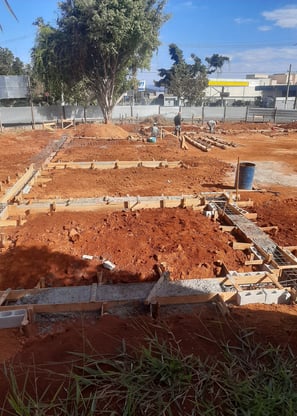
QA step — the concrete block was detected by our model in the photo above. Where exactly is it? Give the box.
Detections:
[204,211,212,218]
[263,289,291,304]
[236,290,265,306]
[0,309,27,329]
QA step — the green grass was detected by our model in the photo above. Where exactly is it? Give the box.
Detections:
[2,324,297,416]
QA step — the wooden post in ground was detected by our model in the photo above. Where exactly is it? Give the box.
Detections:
[179,135,188,150]
[236,157,240,202]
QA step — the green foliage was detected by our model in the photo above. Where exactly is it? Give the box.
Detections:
[155,45,230,105]
[205,53,230,74]
[0,47,36,107]
[32,0,169,122]
[3,325,297,416]
[221,332,297,415]
[0,47,26,75]
[155,44,208,105]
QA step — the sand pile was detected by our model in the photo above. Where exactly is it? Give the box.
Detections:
[74,123,129,139]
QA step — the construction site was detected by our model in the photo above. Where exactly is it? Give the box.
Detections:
[0,118,297,412]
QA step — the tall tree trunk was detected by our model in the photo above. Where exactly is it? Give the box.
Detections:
[97,82,114,124]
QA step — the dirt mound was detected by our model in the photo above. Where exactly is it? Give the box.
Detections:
[278,122,297,130]
[141,115,169,125]
[0,208,248,289]
[74,123,129,139]
[220,121,273,131]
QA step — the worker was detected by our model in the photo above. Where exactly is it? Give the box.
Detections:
[174,111,182,136]
[207,119,216,133]
[151,122,159,138]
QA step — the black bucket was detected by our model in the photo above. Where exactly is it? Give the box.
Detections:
[235,162,256,190]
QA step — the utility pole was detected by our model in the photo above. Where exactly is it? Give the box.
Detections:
[285,64,292,109]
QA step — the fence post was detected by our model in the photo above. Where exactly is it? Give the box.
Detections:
[223,105,227,122]
[202,105,205,124]
[245,106,249,122]
[274,108,277,123]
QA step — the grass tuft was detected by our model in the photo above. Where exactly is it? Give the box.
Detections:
[2,323,297,415]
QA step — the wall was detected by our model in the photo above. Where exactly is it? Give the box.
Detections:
[1,104,297,127]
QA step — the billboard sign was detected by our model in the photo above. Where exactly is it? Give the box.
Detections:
[138,80,146,92]
[208,80,249,87]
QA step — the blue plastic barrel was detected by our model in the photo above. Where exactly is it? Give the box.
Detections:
[236,162,256,190]
[147,136,157,143]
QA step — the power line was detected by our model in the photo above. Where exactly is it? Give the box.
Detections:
[159,41,296,49]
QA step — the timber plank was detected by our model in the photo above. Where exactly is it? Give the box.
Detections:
[0,288,11,306]
[268,274,284,290]
[233,242,253,250]
[155,292,236,305]
[145,274,167,304]
[0,164,35,204]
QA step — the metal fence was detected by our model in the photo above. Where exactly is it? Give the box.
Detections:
[1,104,297,128]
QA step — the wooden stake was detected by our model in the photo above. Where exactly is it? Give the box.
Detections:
[236,157,240,202]
[0,288,11,306]
[215,294,231,316]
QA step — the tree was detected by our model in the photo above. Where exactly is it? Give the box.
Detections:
[155,44,208,105]
[155,45,230,105]
[205,53,229,74]
[0,47,26,74]
[32,0,169,123]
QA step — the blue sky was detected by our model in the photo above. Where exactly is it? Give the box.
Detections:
[1,0,297,85]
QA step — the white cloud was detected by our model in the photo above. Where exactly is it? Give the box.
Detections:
[262,6,297,28]
[169,0,205,11]
[227,46,296,75]
[234,17,255,24]
[258,25,272,32]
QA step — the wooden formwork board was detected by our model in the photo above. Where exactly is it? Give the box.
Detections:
[145,274,167,305]
[267,273,284,289]
[46,160,180,170]
[281,246,297,252]
[0,293,237,312]
[0,300,135,314]
[0,287,51,302]
[235,200,254,208]
[256,244,297,269]
[232,242,253,250]
[6,196,202,217]
[0,219,26,227]
[0,272,281,304]
[0,205,9,220]
[243,212,258,220]
[220,225,236,232]
[155,291,236,305]
[244,259,264,266]
[42,121,57,130]
[0,288,11,305]
[277,264,297,270]
[61,119,74,129]
[0,164,35,204]
[220,273,279,288]
[0,271,285,314]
